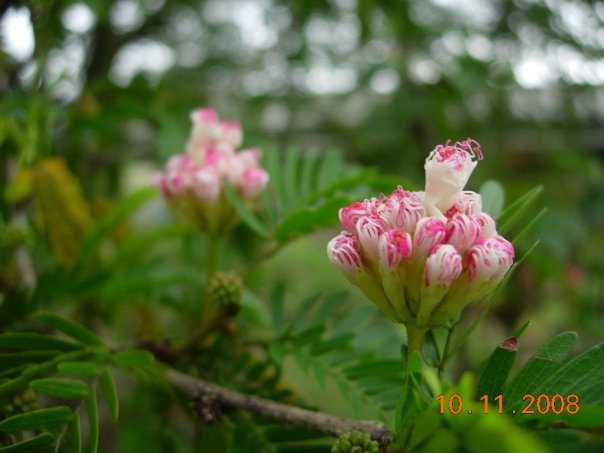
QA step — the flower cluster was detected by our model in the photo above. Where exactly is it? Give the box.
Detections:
[154,108,269,234]
[327,139,514,330]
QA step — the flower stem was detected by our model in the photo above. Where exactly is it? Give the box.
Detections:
[205,235,220,280]
[406,325,426,360]
[192,235,221,347]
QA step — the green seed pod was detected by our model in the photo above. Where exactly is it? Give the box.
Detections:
[332,431,379,453]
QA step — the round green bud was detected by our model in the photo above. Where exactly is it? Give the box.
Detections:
[332,431,379,453]
[206,272,242,307]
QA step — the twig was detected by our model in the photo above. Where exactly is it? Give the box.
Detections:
[166,368,393,446]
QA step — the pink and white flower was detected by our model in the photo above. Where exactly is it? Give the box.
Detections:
[378,229,412,271]
[445,213,480,252]
[327,232,364,277]
[468,236,515,283]
[240,167,269,198]
[327,138,514,329]
[413,217,447,256]
[379,188,425,232]
[424,244,463,287]
[423,139,483,217]
[356,215,385,262]
[154,108,270,234]
[221,120,243,148]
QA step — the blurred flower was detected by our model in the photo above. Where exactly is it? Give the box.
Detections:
[327,139,514,345]
[154,108,269,235]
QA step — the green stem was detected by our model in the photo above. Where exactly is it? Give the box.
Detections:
[406,325,426,360]
[190,235,221,348]
[205,235,220,280]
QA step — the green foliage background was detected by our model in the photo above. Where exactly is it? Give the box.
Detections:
[1,0,603,451]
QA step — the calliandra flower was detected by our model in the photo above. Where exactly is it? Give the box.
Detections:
[445,213,480,252]
[154,108,269,235]
[327,138,514,353]
[413,217,447,257]
[380,188,425,232]
[430,235,514,325]
[417,244,462,326]
[423,139,483,218]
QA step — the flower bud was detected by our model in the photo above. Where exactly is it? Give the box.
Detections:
[339,202,368,232]
[468,236,514,283]
[167,170,191,194]
[240,167,269,198]
[378,228,412,271]
[207,271,243,307]
[424,244,463,287]
[167,155,193,172]
[430,236,514,326]
[413,217,446,256]
[327,232,363,277]
[355,215,385,262]
[445,213,480,252]
[153,173,171,197]
[193,168,221,202]
[331,431,379,453]
[221,120,243,148]
[424,139,482,214]
[445,191,483,218]
[380,188,425,232]
[189,108,221,150]
[417,244,462,326]
[475,212,497,238]
[238,148,261,167]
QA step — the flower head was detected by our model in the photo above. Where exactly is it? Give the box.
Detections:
[154,108,269,234]
[327,138,514,331]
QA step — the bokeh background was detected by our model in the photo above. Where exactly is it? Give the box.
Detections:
[1,0,603,408]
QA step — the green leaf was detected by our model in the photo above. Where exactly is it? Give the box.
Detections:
[403,408,442,451]
[0,433,55,453]
[504,332,577,412]
[75,186,157,269]
[222,181,270,238]
[275,195,349,242]
[477,337,518,400]
[479,180,505,218]
[86,385,99,453]
[534,342,604,398]
[70,409,82,453]
[0,333,81,352]
[30,378,89,399]
[0,351,60,369]
[395,351,425,431]
[262,146,283,211]
[0,350,91,397]
[58,361,103,378]
[282,146,300,207]
[304,168,375,205]
[33,311,104,347]
[270,282,285,330]
[511,207,547,245]
[113,349,158,380]
[0,406,72,432]
[498,185,543,234]
[316,149,343,189]
[100,368,119,422]
[299,148,320,199]
[513,321,531,338]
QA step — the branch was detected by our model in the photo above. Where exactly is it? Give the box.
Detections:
[166,368,393,446]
